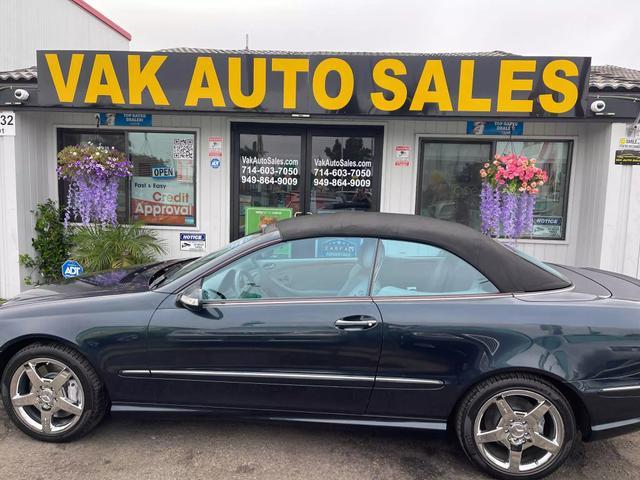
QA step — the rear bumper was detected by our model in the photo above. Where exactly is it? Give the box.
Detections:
[578,382,640,441]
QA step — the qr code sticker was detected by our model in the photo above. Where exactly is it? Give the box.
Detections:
[173,139,194,160]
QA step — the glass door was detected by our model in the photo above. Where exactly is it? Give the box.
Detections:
[232,124,382,240]
[308,127,380,214]
[232,124,305,239]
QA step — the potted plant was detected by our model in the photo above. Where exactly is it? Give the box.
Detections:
[479,153,548,241]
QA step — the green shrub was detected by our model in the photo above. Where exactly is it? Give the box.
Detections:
[71,223,167,272]
[19,200,71,285]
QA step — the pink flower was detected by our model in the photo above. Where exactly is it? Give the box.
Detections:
[480,169,487,177]
[483,163,489,168]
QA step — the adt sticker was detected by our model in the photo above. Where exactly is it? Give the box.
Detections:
[61,260,84,279]
[210,157,221,169]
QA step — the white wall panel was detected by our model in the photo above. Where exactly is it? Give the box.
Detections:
[0,0,129,71]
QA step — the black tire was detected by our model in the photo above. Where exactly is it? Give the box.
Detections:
[455,373,576,480]
[1,342,108,442]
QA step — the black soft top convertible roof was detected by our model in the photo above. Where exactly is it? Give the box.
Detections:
[270,212,571,293]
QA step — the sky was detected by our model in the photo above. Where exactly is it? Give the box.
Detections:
[90,0,640,70]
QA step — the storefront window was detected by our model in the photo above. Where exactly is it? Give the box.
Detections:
[418,139,572,240]
[57,129,197,226]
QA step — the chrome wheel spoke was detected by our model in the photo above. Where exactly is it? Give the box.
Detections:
[476,427,507,444]
[495,397,515,419]
[50,368,71,391]
[55,397,83,416]
[525,401,550,423]
[508,446,523,472]
[41,410,53,434]
[24,363,44,388]
[11,392,38,407]
[531,432,561,454]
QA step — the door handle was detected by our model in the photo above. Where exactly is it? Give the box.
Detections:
[334,315,378,331]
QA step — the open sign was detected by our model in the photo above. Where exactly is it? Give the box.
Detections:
[151,166,176,179]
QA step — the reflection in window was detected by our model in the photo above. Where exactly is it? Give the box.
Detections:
[418,140,572,240]
[496,141,570,240]
[418,142,491,231]
[129,132,196,226]
[238,133,301,238]
[372,240,498,296]
[57,130,197,226]
[311,136,375,213]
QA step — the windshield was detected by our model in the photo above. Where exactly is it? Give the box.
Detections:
[504,244,571,284]
[154,233,262,287]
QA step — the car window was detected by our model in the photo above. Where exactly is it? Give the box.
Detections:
[200,237,377,301]
[372,239,499,296]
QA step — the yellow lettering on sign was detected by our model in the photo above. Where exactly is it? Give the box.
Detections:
[272,58,309,109]
[84,54,125,104]
[371,59,408,111]
[458,60,491,112]
[128,55,169,106]
[497,60,536,112]
[539,60,579,114]
[44,53,84,103]
[409,60,452,111]
[184,57,226,107]
[312,58,354,110]
[228,57,267,109]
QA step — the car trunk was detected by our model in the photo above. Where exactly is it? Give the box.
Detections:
[552,264,640,301]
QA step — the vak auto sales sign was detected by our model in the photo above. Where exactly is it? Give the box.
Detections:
[36,51,591,117]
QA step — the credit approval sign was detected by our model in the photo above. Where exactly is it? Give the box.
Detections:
[36,51,591,117]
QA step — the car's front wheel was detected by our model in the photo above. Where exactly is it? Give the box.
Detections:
[455,373,576,480]
[1,343,107,442]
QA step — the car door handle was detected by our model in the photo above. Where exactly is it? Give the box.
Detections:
[334,315,378,331]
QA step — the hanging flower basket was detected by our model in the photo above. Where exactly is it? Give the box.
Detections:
[479,153,547,240]
[57,142,133,226]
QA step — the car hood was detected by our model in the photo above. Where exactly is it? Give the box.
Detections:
[2,259,188,307]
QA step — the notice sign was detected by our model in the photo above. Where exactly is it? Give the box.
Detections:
[615,126,640,165]
[131,176,195,225]
[394,145,410,167]
[61,260,83,279]
[533,216,563,239]
[0,111,15,136]
[180,233,206,252]
[467,121,524,136]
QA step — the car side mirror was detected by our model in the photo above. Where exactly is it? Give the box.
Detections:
[178,287,203,311]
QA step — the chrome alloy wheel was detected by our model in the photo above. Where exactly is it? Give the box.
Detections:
[473,389,565,475]
[9,357,85,435]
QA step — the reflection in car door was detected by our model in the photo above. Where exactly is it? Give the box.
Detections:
[147,237,383,414]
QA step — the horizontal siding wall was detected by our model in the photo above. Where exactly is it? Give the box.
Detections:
[7,112,622,295]
[381,119,599,267]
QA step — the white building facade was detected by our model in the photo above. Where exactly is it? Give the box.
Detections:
[0,8,638,300]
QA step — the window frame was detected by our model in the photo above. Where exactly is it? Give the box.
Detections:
[415,137,574,242]
[56,127,199,228]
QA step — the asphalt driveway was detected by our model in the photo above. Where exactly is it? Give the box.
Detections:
[1,409,639,479]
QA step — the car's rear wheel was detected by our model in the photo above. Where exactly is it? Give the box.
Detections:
[455,373,576,480]
[1,343,108,442]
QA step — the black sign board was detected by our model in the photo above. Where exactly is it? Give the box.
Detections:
[36,51,591,117]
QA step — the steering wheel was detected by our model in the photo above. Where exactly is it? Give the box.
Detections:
[234,270,254,297]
